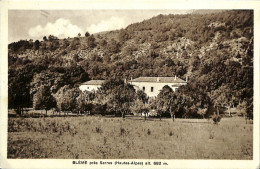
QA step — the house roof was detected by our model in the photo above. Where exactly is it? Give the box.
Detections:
[81,80,105,85]
[130,77,186,83]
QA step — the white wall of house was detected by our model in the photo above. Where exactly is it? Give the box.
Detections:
[131,81,186,97]
[79,84,101,92]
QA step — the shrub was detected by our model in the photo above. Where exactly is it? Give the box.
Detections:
[147,129,151,135]
[103,137,107,145]
[120,127,125,136]
[169,131,173,136]
[95,126,102,133]
[212,114,221,124]
[209,131,214,139]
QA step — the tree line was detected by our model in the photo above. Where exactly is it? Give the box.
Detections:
[30,78,215,120]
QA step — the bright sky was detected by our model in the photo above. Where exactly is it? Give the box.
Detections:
[8,10,191,43]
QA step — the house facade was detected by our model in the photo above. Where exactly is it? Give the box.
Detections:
[79,80,104,92]
[130,76,187,97]
[79,76,187,97]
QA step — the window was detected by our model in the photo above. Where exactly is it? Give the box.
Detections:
[151,87,154,92]
[142,86,145,91]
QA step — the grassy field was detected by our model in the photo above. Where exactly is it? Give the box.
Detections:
[8,116,253,159]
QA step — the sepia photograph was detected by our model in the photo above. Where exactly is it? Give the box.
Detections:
[1,1,260,168]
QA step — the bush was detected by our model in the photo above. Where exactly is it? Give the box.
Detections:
[212,114,221,124]
[147,129,151,135]
[120,127,125,136]
[169,131,173,136]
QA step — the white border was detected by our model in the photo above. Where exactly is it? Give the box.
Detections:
[0,1,259,169]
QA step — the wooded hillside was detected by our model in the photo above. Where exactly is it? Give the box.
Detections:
[8,10,253,118]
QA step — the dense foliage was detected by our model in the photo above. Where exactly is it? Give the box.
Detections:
[8,10,253,118]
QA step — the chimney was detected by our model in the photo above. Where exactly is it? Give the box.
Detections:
[124,79,127,84]
[174,75,176,80]
[186,76,188,82]
[157,77,160,82]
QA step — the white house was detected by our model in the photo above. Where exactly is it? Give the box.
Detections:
[129,76,187,97]
[79,76,187,97]
[79,80,104,92]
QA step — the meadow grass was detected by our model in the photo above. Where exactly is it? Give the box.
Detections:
[8,116,253,159]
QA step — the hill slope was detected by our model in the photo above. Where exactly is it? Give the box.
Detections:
[8,10,253,116]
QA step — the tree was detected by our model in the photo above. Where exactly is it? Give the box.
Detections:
[155,32,168,42]
[107,38,120,53]
[136,90,148,104]
[99,39,107,47]
[131,90,150,120]
[63,64,89,85]
[112,84,136,118]
[176,83,213,118]
[9,62,37,115]
[33,40,40,50]
[122,43,138,56]
[47,39,59,51]
[33,85,56,116]
[55,86,81,114]
[85,31,90,37]
[156,85,177,121]
[61,39,70,49]
[48,35,58,41]
[70,37,80,50]
[43,36,47,41]
[76,91,95,114]
[30,71,66,97]
[118,29,130,44]
[156,85,203,121]
[87,35,96,48]
[245,97,253,121]
[131,99,150,120]
[97,79,136,118]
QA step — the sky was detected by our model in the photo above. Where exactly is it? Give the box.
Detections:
[8,10,191,43]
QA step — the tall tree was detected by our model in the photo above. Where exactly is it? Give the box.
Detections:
[76,91,95,114]
[55,86,81,114]
[156,85,177,121]
[87,35,96,48]
[33,85,56,116]
[33,40,40,50]
[97,79,136,118]
[9,62,37,115]
[130,99,150,120]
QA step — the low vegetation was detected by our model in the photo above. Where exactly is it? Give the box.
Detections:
[212,114,222,124]
[8,116,253,159]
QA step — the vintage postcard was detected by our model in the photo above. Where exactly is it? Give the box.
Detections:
[0,0,259,169]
